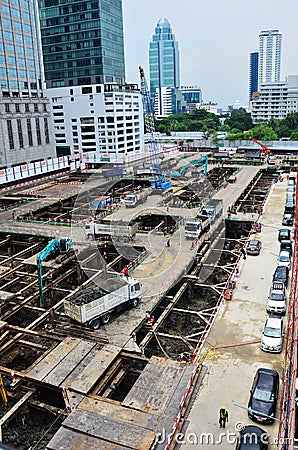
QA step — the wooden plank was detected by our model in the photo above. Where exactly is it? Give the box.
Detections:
[26,337,81,381]
[62,346,100,388]
[62,409,156,449]
[70,344,119,394]
[43,340,97,386]
[122,356,187,414]
[46,427,129,450]
[78,397,157,431]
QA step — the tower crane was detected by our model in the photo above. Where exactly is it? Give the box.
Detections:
[139,66,172,190]
[249,136,271,155]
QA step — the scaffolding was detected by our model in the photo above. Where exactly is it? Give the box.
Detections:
[278,171,298,450]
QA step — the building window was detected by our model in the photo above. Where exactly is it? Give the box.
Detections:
[43,104,47,112]
[34,103,38,112]
[15,104,20,113]
[82,87,92,94]
[27,118,33,146]
[7,120,14,149]
[17,118,23,148]
[35,118,41,145]
[25,103,29,112]
[44,117,49,144]
[5,104,10,113]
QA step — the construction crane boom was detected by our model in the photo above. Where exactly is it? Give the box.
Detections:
[249,137,270,155]
[37,237,72,307]
[139,66,172,190]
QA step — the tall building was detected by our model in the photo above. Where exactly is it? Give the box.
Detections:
[38,0,125,88]
[37,0,144,160]
[149,18,180,114]
[249,51,259,101]
[258,30,282,85]
[0,0,54,167]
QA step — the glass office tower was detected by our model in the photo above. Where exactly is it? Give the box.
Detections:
[0,0,54,166]
[249,51,259,101]
[38,0,126,88]
[149,18,180,100]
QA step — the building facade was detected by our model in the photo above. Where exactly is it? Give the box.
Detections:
[46,83,144,161]
[258,30,282,85]
[38,0,125,88]
[38,0,144,160]
[249,51,259,101]
[0,0,54,167]
[153,87,187,118]
[251,75,298,123]
[149,18,180,115]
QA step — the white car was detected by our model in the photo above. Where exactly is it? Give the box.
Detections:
[261,316,283,353]
[277,250,291,269]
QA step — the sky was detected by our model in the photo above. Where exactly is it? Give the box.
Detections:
[122,0,298,109]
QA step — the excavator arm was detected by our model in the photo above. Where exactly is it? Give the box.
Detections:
[249,137,270,155]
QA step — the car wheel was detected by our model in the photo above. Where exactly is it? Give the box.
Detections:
[131,298,139,308]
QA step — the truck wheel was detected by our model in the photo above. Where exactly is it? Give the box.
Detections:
[131,298,139,308]
[101,314,110,325]
[90,319,100,330]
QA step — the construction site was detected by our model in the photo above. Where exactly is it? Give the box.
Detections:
[0,150,297,450]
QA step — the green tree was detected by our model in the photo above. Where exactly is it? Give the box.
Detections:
[225,108,253,131]
[244,124,278,140]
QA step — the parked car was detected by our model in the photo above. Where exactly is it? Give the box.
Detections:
[272,266,289,288]
[248,368,279,424]
[246,239,262,255]
[261,316,283,353]
[277,250,291,269]
[282,213,294,226]
[235,425,269,449]
[287,185,295,193]
[267,281,287,315]
[278,229,291,242]
[280,240,292,256]
[288,178,295,186]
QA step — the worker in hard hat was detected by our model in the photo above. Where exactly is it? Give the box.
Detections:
[219,406,229,428]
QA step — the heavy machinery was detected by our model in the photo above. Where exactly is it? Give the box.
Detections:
[37,237,73,307]
[170,156,208,178]
[249,137,271,155]
[84,220,138,241]
[64,275,142,329]
[124,187,152,207]
[139,66,172,190]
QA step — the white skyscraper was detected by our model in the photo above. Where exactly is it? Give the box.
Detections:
[258,30,282,85]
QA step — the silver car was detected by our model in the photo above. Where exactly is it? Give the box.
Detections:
[261,316,283,353]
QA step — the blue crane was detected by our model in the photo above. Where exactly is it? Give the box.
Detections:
[170,156,209,177]
[139,66,172,190]
[37,237,72,307]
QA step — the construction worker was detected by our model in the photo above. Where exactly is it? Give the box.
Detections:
[166,235,171,247]
[219,406,229,428]
[123,266,129,279]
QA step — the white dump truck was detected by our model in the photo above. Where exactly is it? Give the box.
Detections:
[204,199,223,223]
[84,220,138,241]
[184,215,211,239]
[64,276,142,329]
[124,187,152,207]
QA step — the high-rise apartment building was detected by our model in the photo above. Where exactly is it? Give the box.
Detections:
[249,51,259,101]
[0,0,54,167]
[37,0,144,160]
[258,30,282,85]
[149,18,180,114]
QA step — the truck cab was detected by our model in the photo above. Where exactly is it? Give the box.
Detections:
[184,219,202,239]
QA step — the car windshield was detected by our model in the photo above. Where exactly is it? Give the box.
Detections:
[254,387,275,403]
[264,326,281,338]
[270,292,284,300]
[279,255,290,262]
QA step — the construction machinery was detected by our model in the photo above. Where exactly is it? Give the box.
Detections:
[170,156,208,178]
[139,66,172,190]
[249,137,271,155]
[64,275,142,329]
[37,237,73,307]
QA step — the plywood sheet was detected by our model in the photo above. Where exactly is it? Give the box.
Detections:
[43,340,97,386]
[62,409,156,449]
[70,344,119,394]
[26,337,81,381]
[122,356,186,414]
[79,397,157,430]
[46,427,129,450]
